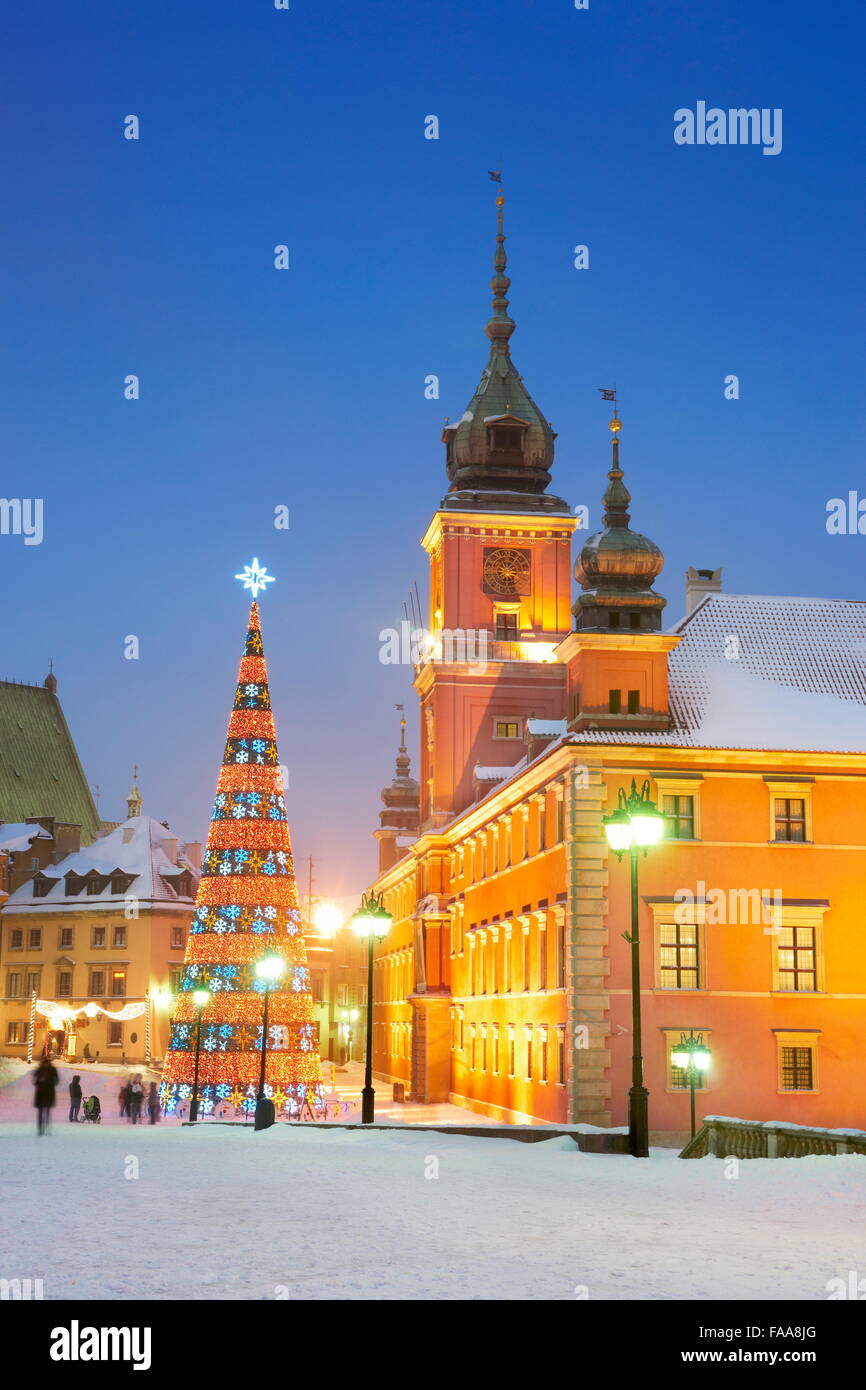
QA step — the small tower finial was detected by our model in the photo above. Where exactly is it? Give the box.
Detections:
[597,388,630,528]
[127,769,143,820]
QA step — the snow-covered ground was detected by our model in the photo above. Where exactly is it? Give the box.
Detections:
[1,1112,863,1300]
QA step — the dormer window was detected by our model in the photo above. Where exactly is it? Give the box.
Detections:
[489,425,524,452]
[32,875,52,899]
[65,873,85,897]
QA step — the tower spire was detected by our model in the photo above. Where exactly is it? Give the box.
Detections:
[597,391,631,530]
[486,184,515,351]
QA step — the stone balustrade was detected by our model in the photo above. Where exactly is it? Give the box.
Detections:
[679,1114,866,1160]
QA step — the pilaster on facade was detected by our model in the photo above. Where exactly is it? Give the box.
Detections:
[565,753,611,1126]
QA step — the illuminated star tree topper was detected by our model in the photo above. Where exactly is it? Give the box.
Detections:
[234,557,275,599]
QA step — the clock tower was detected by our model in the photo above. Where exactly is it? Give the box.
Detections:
[415,189,577,829]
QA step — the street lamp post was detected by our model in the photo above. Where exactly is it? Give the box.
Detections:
[603,777,665,1158]
[352,891,393,1124]
[254,950,286,1131]
[189,989,210,1123]
[671,1030,711,1140]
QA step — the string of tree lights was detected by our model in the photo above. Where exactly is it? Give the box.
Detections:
[160,570,324,1118]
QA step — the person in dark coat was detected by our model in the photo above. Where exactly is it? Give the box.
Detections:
[119,1081,130,1118]
[68,1074,83,1122]
[128,1074,144,1124]
[33,1059,58,1135]
[147,1082,160,1124]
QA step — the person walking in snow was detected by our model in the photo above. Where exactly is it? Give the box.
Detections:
[33,1058,58,1135]
[68,1074,83,1122]
[128,1074,144,1124]
[147,1082,160,1124]
[119,1081,130,1118]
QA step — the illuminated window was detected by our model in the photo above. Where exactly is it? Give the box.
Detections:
[111,970,126,998]
[539,1026,548,1082]
[659,923,700,990]
[781,1046,813,1091]
[494,718,520,738]
[776,928,817,992]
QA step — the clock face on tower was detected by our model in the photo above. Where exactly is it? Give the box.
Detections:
[482,547,531,596]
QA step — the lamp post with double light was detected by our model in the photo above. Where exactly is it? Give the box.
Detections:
[254,950,286,1131]
[351,891,393,1124]
[671,1030,711,1140]
[189,988,210,1123]
[603,777,665,1158]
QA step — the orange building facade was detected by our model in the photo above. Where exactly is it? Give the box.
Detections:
[367,193,866,1136]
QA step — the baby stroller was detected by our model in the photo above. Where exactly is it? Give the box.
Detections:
[82,1095,101,1124]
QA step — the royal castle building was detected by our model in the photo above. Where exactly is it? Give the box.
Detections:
[366,192,866,1135]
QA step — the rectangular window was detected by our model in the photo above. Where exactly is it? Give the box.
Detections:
[33,878,51,898]
[503,930,512,993]
[481,1026,488,1072]
[59,927,73,949]
[92,926,105,949]
[777,927,817,992]
[608,689,622,714]
[494,718,519,738]
[492,1025,500,1075]
[490,931,498,994]
[557,1026,566,1085]
[523,929,531,991]
[107,1022,123,1047]
[540,1026,548,1083]
[336,983,349,1007]
[170,926,184,948]
[538,927,548,991]
[525,1028,533,1080]
[554,916,565,988]
[659,923,700,990]
[6,1021,24,1044]
[9,929,22,949]
[470,1025,477,1070]
[26,970,40,995]
[169,968,183,992]
[89,970,105,996]
[627,690,640,714]
[310,970,325,1003]
[28,929,42,950]
[781,1046,814,1091]
[507,1027,515,1077]
[555,797,564,843]
[663,794,695,840]
[537,800,546,852]
[629,612,641,630]
[111,970,126,998]
[112,926,127,948]
[774,797,807,842]
[7,972,21,998]
[86,875,103,896]
[57,971,72,998]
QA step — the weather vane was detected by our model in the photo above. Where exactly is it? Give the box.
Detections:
[234,557,275,599]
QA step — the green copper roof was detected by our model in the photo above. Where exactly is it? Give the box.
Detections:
[0,679,100,843]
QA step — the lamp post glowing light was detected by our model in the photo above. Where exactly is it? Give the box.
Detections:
[602,777,665,1158]
[352,891,393,1124]
[671,1030,712,1140]
[313,901,342,937]
[189,988,210,1124]
[254,951,286,1131]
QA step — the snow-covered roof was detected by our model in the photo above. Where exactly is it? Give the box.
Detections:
[526,719,567,738]
[474,763,525,783]
[572,594,866,753]
[4,815,199,914]
[0,822,53,854]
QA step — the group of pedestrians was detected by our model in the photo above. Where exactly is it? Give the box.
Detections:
[31,1059,161,1132]
[119,1075,161,1124]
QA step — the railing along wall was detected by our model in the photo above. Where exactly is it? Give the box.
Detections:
[680,1114,866,1160]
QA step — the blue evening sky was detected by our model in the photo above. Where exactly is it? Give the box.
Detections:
[1,0,864,899]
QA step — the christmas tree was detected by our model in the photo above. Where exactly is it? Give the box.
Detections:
[161,573,323,1119]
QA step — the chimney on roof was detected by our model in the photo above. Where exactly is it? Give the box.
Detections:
[184,841,203,872]
[44,664,57,695]
[161,835,179,865]
[685,566,722,614]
